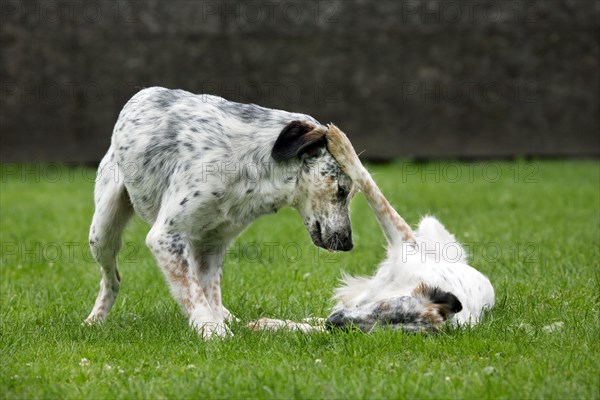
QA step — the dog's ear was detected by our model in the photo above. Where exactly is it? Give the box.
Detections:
[272,121,327,161]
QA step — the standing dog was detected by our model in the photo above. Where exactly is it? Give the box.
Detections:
[85,87,354,339]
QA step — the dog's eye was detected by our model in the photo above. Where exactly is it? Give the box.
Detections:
[337,185,348,198]
[303,145,322,158]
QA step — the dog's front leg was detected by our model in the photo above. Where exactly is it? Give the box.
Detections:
[192,242,237,324]
[146,227,226,339]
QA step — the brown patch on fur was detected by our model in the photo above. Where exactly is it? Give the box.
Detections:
[304,126,327,143]
[374,300,392,313]
[326,124,358,165]
[191,288,208,306]
[161,258,190,289]
[421,305,444,326]
[196,258,210,273]
[434,303,456,319]
[356,177,368,188]
[412,282,430,297]
[413,283,443,328]
[182,298,193,311]
[413,283,462,327]
[211,284,221,306]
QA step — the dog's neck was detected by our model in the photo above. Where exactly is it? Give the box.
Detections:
[263,159,303,209]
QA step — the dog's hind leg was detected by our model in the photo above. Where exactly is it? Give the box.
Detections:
[85,153,133,324]
[326,125,417,247]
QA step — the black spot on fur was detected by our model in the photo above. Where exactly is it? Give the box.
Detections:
[180,197,188,205]
[271,121,326,161]
[425,286,463,316]
[193,191,201,197]
[156,99,171,108]
[168,240,185,256]
[143,140,178,169]
[154,90,179,109]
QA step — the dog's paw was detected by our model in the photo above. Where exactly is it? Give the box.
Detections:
[192,320,232,340]
[302,317,326,325]
[222,306,240,323]
[326,124,362,178]
[246,318,325,333]
[246,317,287,332]
[83,313,106,326]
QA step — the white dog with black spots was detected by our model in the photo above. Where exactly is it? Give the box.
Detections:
[86,87,355,339]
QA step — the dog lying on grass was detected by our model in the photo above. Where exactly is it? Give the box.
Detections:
[249,125,494,333]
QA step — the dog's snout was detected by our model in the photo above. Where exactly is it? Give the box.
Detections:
[340,233,353,251]
[308,219,353,252]
[326,310,350,331]
[329,231,353,252]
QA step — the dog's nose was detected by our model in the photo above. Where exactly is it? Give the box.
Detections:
[330,232,353,251]
[341,234,353,251]
[326,310,350,330]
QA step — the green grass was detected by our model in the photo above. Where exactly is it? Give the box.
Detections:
[1,161,599,399]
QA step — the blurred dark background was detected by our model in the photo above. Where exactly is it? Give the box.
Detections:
[1,0,599,162]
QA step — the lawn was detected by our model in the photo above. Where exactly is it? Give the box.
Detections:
[1,161,599,399]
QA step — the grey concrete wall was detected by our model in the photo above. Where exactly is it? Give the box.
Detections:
[1,0,599,162]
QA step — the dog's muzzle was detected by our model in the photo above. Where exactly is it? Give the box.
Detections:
[311,221,353,252]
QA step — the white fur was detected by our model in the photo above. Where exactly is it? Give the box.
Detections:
[333,216,494,325]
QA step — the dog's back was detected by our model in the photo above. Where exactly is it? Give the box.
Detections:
[107,87,316,224]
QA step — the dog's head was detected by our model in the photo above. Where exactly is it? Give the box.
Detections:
[272,121,354,252]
